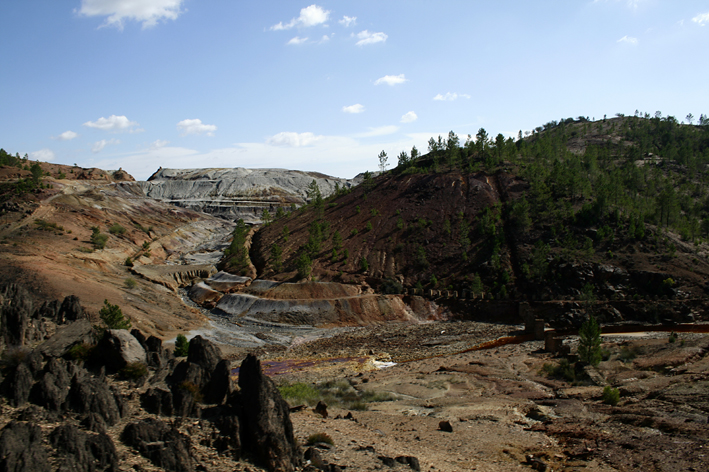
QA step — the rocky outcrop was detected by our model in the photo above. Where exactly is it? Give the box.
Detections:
[137,168,360,223]
[122,419,193,472]
[49,424,118,472]
[133,264,217,292]
[239,354,302,472]
[0,421,50,472]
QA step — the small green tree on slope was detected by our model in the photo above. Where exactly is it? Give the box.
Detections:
[578,314,602,366]
[100,299,131,330]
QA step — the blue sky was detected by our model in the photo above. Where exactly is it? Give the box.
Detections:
[1,1,708,181]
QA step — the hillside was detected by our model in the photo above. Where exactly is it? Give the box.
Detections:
[250,114,709,322]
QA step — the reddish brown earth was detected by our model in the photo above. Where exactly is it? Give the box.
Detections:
[0,175,231,339]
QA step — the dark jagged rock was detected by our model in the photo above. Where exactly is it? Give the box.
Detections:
[0,284,34,347]
[37,319,95,359]
[57,295,84,323]
[80,413,108,434]
[187,336,222,373]
[122,418,194,472]
[203,359,232,405]
[0,421,50,472]
[67,373,122,426]
[172,386,200,418]
[396,456,421,471]
[4,363,34,407]
[141,388,174,417]
[130,329,147,348]
[314,401,328,418]
[168,360,206,391]
[238,354,301,472]
[378,456,396,467]
[37,300,59,321]
[29,357,72,411]
[145,335,169,367]
[304,447,327,470]
[16,404,58,423]
[90,329,146,374]
[212,415,241,458]
[438,420,453,432]
[25,350,43,375]
[49,424,118,472]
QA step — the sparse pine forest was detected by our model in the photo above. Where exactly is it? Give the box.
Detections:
[250,112,709,305]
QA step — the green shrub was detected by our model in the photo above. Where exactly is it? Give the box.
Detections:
[109,223,126,235]
[66,343,94,361]
[350,228,358,236]
[90,227,108,249]
[360,256,369,272]
[668,331,677,343]
[307,433,333,446]
[119,362,148,380]
[602,385,620,406]
[124,278,137,289]
[174,334,190,357]
[578,315,602,366]
[278,382,320,405]
[540,359,575,382]
[124,257,133,267]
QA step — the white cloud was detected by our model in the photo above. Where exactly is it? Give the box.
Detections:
[400,111,418,123]
[356,125,399,137]
[267,132,323,147]
[31,149,55,162]
[287,36,309,45]
[92,138,120,153]
[271,4,330,30]
[150,139,169,150]
[374,74,407,86]
[53,130,78,141]
[77,0,184,30]
[692,12,709,26]
[319,34,331,43]
[84,115,139,131]
[433,92,470,101]
[342,104,365,114]
[339,16,356,27]
[177,119,217,137]
[355,30,388,46]
[617,35,638,44]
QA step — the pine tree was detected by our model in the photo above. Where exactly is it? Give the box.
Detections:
[578,314,602,366]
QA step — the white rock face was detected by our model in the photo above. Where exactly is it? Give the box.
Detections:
[136,167,362,223]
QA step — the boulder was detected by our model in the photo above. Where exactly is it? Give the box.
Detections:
[37,319,95,359]
[30,360,71,412]
[145,335,169,367]
[91,329,146,373]
[49,424,118,472]
[0,421,50,472]
[0,284,34,347]
[122,418,193,472]
[238,354,301,472]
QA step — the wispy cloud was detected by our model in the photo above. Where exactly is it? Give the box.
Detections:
[617,35,638,44]
[177,119,217,137]
[271,4,330,30]
[267,131,323,147]
[339,16,356,27]
[84,115,139,132]
[356,125,399,137]
[355,30,387,46]
[150,139,169,150]
[433,92,470,101]
[76,0,185,30]
[92,138,120,153]
[400,111,418,123]
[374,74,407,86]
[343,104,365,114]
[53,130,78,141]
[31,148,55,162]
[287,36,309,45]
[693,12,709,26]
